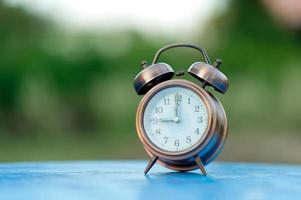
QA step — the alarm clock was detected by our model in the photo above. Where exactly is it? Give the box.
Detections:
[133,43,229,175]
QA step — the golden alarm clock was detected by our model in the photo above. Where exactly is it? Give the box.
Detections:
[133,44,229,175]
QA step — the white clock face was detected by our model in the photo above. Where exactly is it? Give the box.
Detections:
[143,86,209,153]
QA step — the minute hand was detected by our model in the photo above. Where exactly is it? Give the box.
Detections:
[175,93,180,118]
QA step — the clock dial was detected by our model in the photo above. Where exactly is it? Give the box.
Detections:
[143,86,209,152]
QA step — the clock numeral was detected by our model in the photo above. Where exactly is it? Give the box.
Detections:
[198,116,203,123]
[175,139,180,147]
[163,137,168,144]
[151,117,158,125]
[155,106,163,113]
[176,94,182,103]
[163,98,170,105]
[194,105,200,112]
[155,128,161,135]
[186,136,191,143]
[194,128,200,135]
[187,97,191,104]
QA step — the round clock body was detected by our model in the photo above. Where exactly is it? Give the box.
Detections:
[136,79,228,171]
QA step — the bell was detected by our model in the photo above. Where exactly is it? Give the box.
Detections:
[188,60,229,94]
[133,63,174,95]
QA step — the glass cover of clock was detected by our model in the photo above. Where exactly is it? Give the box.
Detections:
[143,86,209,152]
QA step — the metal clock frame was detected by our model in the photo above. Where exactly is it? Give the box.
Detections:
[136,79,228,175]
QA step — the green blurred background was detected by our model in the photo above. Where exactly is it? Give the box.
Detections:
[0,0,300,163]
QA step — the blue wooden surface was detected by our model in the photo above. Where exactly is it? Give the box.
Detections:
[0,161,301,200]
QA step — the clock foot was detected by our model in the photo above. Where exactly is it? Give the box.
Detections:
[144,156,158,174]
[194,157,207,176]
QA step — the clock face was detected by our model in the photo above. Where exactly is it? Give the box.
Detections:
[143,86,209,153]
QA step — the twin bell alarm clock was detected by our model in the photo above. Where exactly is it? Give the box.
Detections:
[133,43,229,175]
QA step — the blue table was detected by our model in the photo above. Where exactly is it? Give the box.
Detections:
[0,161,300,200]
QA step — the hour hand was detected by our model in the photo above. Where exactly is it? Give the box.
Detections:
[159,118,175,122]
[159,117,181,123]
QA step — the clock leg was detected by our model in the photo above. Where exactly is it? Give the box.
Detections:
[144,156,158,174]
[194,157,207,176]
